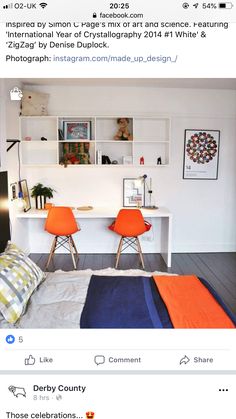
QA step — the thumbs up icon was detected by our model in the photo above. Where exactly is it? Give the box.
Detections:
[24,355,36,366]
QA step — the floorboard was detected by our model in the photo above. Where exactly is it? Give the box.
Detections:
[30,252,236,314]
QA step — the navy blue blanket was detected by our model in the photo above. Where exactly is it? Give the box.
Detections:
[80,275,236,328]
[80,276,164,328]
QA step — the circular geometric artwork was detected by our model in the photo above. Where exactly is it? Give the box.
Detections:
[186,131,217,164]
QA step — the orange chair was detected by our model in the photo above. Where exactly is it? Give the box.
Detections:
[44,207,80,270]
[108,209,152,269]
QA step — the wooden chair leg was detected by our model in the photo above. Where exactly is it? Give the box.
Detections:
[70,236,79,259]
[68,236,77,270]
[136,237,145,269]
[45,236,57,271]
[115,237,123,269]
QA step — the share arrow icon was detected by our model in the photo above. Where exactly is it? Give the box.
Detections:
[180,355,190,365]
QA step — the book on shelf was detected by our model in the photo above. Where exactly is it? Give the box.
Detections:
[97,149,102,165]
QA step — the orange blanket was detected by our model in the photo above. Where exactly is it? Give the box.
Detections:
[153,275,235,328]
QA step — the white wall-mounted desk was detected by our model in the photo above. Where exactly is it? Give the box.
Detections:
[16,206,172,267]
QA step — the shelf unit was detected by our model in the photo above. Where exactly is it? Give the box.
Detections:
[19,116,170,167]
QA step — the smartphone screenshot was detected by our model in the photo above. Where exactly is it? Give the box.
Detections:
[0,1,235,418]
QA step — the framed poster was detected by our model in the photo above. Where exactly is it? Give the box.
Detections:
[183,130,220,180]
[19,179,31,212]
[63,121,91,140]
[123,178,144,207]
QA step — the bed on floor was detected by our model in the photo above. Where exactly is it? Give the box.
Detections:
[0,267,235,329]
[0,243,235,329]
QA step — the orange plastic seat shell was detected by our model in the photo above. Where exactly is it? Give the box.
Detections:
[108,209,151,237]
[45,207,79,236]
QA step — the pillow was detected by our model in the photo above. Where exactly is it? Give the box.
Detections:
[21,90,49,116]
[0,243,45,324]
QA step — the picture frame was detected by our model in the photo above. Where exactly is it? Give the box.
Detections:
[183,130,220,180]
[19,179,31,212]
[123,178,145,207]
[63,121,91,140]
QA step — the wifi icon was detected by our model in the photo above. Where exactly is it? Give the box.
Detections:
[39,2,47,8]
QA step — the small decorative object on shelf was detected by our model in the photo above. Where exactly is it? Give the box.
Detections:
[24,136,31,141]
[123,156,133,165]
[58,129,64,141]
[102,155,111,164]
[31,183,55,210]
[59,156,68,168]
[140,156,144,165]
[41,136,47,141]
[157,156,162,165]
[114,118,133,141]
[112,160,118,164]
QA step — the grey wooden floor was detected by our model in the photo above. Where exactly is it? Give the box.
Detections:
[30,252,236,315]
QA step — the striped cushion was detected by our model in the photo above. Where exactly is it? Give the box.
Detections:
[0,243,45,324]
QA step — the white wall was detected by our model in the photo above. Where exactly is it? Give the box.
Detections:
[1,80,30,252]
[6,82,236,253]
[0,80,7,172]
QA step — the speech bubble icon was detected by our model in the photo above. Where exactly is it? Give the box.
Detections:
[94,355,105,366]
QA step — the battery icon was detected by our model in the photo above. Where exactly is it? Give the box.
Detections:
[218,2,233,7]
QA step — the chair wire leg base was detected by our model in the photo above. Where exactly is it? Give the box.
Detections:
[114,236,145,269]
[45,235,79,271]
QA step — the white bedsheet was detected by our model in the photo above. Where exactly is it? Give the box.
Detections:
[0,268,170,329]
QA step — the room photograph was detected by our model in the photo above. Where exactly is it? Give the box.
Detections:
[0,78,235,329]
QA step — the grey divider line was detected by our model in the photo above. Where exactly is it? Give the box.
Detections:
[1,370,236,375]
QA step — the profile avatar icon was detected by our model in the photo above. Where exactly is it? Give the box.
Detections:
[8,385,26,397]
[86,412,95,419]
